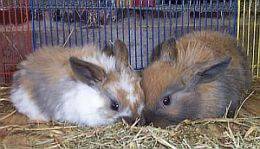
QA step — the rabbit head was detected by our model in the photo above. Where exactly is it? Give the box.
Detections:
[68,40,145,126]
[141,31,251,128]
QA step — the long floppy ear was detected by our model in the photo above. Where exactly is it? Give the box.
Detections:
[69,57,107,86]
[152,37,177,62]
[102,40,129,66]
[187,57,232,87]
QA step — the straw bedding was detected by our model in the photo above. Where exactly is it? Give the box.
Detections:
[0,80,259,148]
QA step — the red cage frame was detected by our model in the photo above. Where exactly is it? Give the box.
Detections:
[0,0,32,86]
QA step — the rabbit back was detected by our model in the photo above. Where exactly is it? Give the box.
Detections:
[10,45,114,125]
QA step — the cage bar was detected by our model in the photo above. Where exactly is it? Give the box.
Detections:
[1,0,260,86]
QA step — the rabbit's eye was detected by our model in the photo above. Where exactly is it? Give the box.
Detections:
[162,96,171,106]
[110,100,119,111]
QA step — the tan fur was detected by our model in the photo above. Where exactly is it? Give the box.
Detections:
[18,75,34,101]
[102,72,130,108]
[102,69,144,118]
[142,31,251,126]
[142,61,179,107]
[105,72,119,84]
[12,43,145,126]
[19,46,93,87]
[114,40,129,66]
[133,80,144,107]
[144,31,249,106]
[152,37,177,61]
[13,45,98,105]
[196,82,222,118]
[176,31,244,68]
[20,46,97,83]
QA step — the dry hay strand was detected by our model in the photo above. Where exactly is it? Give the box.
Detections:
[0,81,259,148]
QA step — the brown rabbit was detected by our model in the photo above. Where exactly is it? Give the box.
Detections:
[142,31,252,127]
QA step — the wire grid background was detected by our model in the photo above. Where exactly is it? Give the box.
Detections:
[30,0,237,68]
[0,0,32,86]
[0,0,259,86]
[237,0,260,79]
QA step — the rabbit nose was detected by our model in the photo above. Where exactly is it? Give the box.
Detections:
[137,114,146,126]
[142,109,152,125]
[122,116,136,125]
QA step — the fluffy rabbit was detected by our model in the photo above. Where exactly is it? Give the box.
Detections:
[142,31,251,127]
[10,40,144,126]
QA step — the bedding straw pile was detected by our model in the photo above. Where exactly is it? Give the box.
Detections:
[0,80,259,148]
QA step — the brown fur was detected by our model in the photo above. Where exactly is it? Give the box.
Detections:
[101,67,144,120]
[19,46,97,83]
[15,45,97,101]
[152,37,177,62]
[142,31,251,127]
[12,42,145,125]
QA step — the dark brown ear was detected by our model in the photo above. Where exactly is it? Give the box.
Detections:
[152,37,177,62]
[102,41,114,56]
[102,40,129,66]
[114,39,129,66]
[69,57,107,86]
[187,57,232,88]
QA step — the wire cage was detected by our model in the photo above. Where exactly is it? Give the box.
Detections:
[0,0,32,86]
[30,0,237,68]
[237,0,260,78]
[0,0,259,86]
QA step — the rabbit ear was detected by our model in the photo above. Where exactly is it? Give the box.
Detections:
[102,41,114,56]
[103,40,129,66]
[114,39,129,65]
[69,57,107,86]
[152,37,177,62]
[187,57,232,88]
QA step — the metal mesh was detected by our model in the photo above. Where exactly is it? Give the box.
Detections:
[0,0,32,86]
[0,0,240,85]
[30,0,237,68]
[237,0,260,78]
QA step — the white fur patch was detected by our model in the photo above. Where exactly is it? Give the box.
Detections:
[10,87,48,121]
[118,107,132,117]
[82,52,116,73]
[137,103,144,115]
[119,70,138,104]
[54,82,116,126]
[82,50,139,105]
